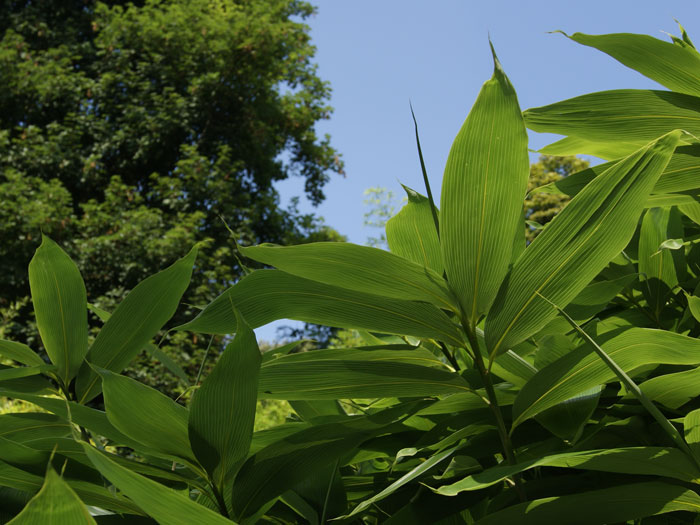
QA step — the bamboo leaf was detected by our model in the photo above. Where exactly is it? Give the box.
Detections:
[28,235,88,386]
[189,310,260,492]
[7,467,97,525]
[241,241,456,312]
[386,186,443,274]
[524,90,699,157]
[97,369,195,464]
[440,43,529,322]
[564,31,700,97]
[0,341,45,367]
[258,347,471,400]
[437,447,700,495]
[485,131,680,357]
[82,445,233,525]
[640,366,700,409]
[513,328,700,427]
[175,270,464,346]
[684,408,700,463]
[76,246,197,404]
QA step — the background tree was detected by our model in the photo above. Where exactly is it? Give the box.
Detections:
[524,155,589,241]
[0,0,344,395]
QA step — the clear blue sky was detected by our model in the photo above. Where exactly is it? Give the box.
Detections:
[256,0,700,342]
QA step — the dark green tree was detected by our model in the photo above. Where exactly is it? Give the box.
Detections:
[524,155,589,241]
[0,0,344,394]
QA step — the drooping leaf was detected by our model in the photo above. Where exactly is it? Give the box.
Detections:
[76,246,197,403]
[513,328,700,427]
[7,467,97,525]
[473,481,700,525]
[175,270,464,346]
[0,341,45,368]
[386,185,444,274]
[534,386,602,442]
[97,369,195,464]
[437,447,700,495]
[640,366,700,409]
[28,235,88,386]
[258,347,471,399]
[241,242,456,312]
[82,445,232,525]
[485,131,680,357]
[440,43,529,322]
[563,31,700,97]
[524,90,697,157]
[189,310,260,492]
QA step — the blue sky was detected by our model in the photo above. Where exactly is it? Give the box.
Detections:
[256,1,700,342]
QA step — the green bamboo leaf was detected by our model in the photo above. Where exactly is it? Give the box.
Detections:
[76,246,197,403]
[437,447,700,496]
[0,436,47,470]
[684,408,700,463]
[0,365,54,382]
[346,445,458,518]
[539,135,641,159]
[474,481,700,525]
[534,386,602,442]
[485,131,680,357]
[440,43,529,322]
[524,90,698,157]
[97,369,195,464]
[639,207,684,316]
[386,185,443,274]
[28,235,88,386]
[82,445,233,525]
[175,270,464,346]
[241,241,456,312]
[513,328,700,427]
[687,292,700,322]
[189,310,260,492]
[0,413,71,442]
[0,341,45,367]
[639,366,700,409]
[7,467,97,525]
[258,348,471,399]
[231,401,428,520]
[564,31,700,97]
[0,460,144,517]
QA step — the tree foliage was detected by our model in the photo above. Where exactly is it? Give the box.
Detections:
[0,0,344,392]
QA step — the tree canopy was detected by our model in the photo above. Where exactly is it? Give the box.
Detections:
[0,0,344,391]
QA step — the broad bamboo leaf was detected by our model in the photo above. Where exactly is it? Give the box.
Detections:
[0,459,143,515]
[564,31,700,97]
[0,365,53,382]
[0,436,47,470]
[685,408,700,462]
[7,468,96,525]
[638,207,683,316]
[540,135,641,159]
[640,366,700,409]
[76,246,197,403]
[189,310,260,492]
[485,132,680,357]
[440,44,529,322]
[98,369,195,464]
[534,386,602,441]
[0,413,70,441]
[524,90,698,157]
[82,445,233,525]
[437,447,700,495]
[175,270,464,346]
[346,445,458,518]
[386,186,443,274]
[231,401,428,520]
[258,348,471,399]
[474,481,700,525]
[0,341,45,367]
[28,235,88,386]
[513,328,700,427]
[241,242,456,312]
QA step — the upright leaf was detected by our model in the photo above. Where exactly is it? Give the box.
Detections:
[564,31,700,97]
[440,44,529,322]
[189,310,261,492]
[76,246,197,403]
[175,270,464,347]
[241,241,456,311]
[98,369,195,464]
[7,468,96,525]
[386,186,443,274]
[28,235,88,386]
[485,131,680,357]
